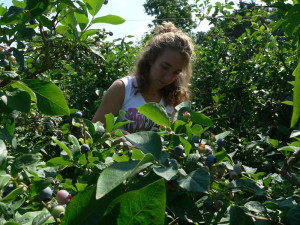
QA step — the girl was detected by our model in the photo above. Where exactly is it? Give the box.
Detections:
[92,21,194,134]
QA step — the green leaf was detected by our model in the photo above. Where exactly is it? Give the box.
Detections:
[214,150,227,162]
[125,131,162,160]
[290,130,300,138]
[179,136,192,155]
[282,4,300,37]
[101,179,166,225]
[215,131,231,140]
[0,71,19,80]
[244,201,267,214]
[46,157,72,167]
[177,167,210,193]
[92,15,125,25]
[291,60,300,128]
[83,0,104,16]
[0,128,16,148]
[61,184,122,225]
[13,0,26,8]
[12,48,24,67]
[153,163,178,181]
[191,112,213,127]
[137,102,171,127]
[11,154,40,177]
[287,204,300,225]
[168,194,203,223]
[0,174,10,190]
[32,212,52,225]
[96,154,154,199]
[0,202,14,220]
[60,10,77,30]
[1,187,24,203]
[74,11,89,31]
[229,206,254,225]
[0,140,8,168]
[52,137,73,160]
[0,90,30,112]
[19,80,70,116]
[105,113,115,132]
[26,0,49,17]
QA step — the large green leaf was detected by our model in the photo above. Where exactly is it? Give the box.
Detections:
[177,167,210,193]
[17,80,70,116]
[0,90,30,112]
[282,4,300,37]
[168,194,203,223]
[229,206,254,225]
[92,15,125,25]
[153,163,178,181]
[60,10,77,30]
[137,102,171,127]
[100,179,166,225]
[0,174,10,190]
[52,137,73,160]
[96,154,154,199]
[125,131,162,160]
[191,112,213,127]
[287,204,300,225]
[74,11,89,31]
[11,154,40,177]
[291,60,300,128]
[26,0,49,17]
[61,185,122,225]
[1,187,24,203]
[83,0,104,16]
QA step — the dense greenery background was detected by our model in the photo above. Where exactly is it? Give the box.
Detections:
[0,0,299,224]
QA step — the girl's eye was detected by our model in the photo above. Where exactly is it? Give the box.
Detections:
[161,64,168,69]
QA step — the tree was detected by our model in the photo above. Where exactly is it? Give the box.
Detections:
[143,0,197,32]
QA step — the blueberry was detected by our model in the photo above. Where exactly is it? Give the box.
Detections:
[3,183,14,196]
[29,18,36,25]
[217,138,226,147]
[56,190,72,205]
[203,201,216,211]
[229,171,238,180]
[74,111,83,118]
[169,159,177,164]
[0,59,9,67]
[205,154,217,166]
[214,200,223,210]
[128,150,132,158]
[81,144,90,154]
[174,145,185,156]
[44,122,51,130]
[38,187,52,202]
[233,164,243,174]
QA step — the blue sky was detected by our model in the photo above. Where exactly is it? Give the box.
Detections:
[0,0,258,42]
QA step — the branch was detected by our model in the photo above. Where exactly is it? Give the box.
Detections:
[275,148,300,188]
[244,212,284,225]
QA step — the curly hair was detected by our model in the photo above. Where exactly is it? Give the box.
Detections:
[131,21,194,107]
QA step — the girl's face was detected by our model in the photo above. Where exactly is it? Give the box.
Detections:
[148,49,187,91]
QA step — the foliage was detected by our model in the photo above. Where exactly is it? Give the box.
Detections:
[0,0,299,224]
[143,0,197,32]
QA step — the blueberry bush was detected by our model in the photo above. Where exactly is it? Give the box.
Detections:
[0,0,300,224]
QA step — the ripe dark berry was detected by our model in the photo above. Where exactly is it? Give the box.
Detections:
[38,187,52,202]
[205,154,217,166]
[229,171,238,180]
[51,205,65,218]
[203,202,216,211]
[169,158,177,164]
[214,200,223,210]
[217,138,226,147]
[29,18,36,25]
[74,111,82,118]
[3,183,14,196]
[174,145,185,156]
[128,150,132,158]
[56,190,72,205]
[44,122,51,130]
[233,164,243,174]
[108,32,113,36]
[0,59,9,67]
[81,144,90,154]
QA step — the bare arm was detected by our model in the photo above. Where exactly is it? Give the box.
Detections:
[92,79,125,126]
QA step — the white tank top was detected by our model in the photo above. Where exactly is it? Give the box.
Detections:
[119,75,173,133]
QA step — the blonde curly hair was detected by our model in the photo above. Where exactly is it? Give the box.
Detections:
[132,21,194,107]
